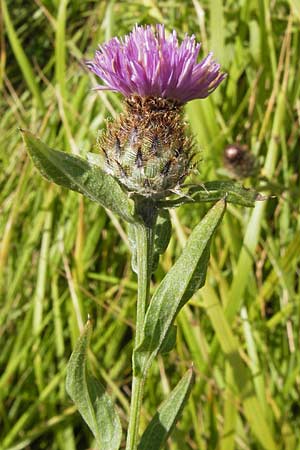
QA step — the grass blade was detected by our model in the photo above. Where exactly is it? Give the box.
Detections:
[1,0,44,110]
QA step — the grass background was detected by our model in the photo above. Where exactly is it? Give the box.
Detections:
[1,0,300,449]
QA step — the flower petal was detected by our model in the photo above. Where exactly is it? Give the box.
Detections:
[86,24,226,104]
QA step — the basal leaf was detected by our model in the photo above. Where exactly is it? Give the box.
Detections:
[66,320,122,450]
[134,200,226,376]
[158,181,263,208]
[138,369,194,450]
[21,130,135,223]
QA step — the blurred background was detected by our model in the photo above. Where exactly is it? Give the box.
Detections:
[1,1,300,449]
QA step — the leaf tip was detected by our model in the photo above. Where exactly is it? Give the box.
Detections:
[256,193,272,201]
[187,365,195,382]
[86,314,93,329]
[19,128,32,138]
[19,129,36,149]
[215,197,227,213]
[19,128,28,144]
[84,315,94,334]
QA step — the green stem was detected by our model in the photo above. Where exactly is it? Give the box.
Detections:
[126,204,156,450]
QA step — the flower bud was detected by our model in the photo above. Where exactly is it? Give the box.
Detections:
[223,144,258,179]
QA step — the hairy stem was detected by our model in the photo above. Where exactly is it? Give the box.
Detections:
[126,203,156,450]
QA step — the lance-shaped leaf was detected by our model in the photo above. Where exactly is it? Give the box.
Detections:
[21,130,135,223]
[127,223,138,274]
[152,209,172,272]
[138,368,194,450]
[134,200,226,376]
[159,325,177,355]
[66,320,122,450]
[158,181,263,208]
[154,209,172,255]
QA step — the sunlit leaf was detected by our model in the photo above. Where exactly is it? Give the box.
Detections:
[138,369,194,450]
[152,209,172,272]
[158,181,263,208]
[159,325,177,355]
[134,200,226,376]
[128,208,172,275]
[22,130,135,223]
[66,320,122,450]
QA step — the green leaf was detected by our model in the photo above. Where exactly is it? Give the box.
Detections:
[152,209,172,272]
[158,181,263,208]
[134,200,226,376]
[138,368,194,450]
[159,325,177,355]
[128,209,172,275]
[21,130,135,223]
[127,223,138,274]
[66,320,122,450]
[154,209,172,255]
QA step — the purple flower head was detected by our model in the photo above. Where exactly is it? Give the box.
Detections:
[86,24,226,104]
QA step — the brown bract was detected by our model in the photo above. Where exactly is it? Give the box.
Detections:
[97,96,195,197]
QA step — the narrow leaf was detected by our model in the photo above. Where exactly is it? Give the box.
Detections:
[138,369,194,450]
[152,209,172,272]
[154,209,172,255]
[128,223,138,274]
[158,181,263,208]
[159,325,177,355]
[66,320,122,450]
[21,130,135,223]
[134,200,225,376]
[128,209,172,275]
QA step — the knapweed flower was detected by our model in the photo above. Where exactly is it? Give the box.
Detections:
[87,24,226,197]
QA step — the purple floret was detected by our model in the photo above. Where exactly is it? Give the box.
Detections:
[86,24,226,104]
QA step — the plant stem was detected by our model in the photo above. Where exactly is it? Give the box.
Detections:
[135,223,153,344]
[126,205,156,450]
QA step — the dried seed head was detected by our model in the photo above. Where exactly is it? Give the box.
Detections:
[97,96,195,197]
[223,144,258,179]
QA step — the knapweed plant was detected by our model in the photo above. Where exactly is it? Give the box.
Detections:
[22,24,261,450]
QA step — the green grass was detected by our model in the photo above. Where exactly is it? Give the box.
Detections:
[1,0,300,449]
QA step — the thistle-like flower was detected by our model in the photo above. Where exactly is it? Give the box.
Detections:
[87,24,226,197]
